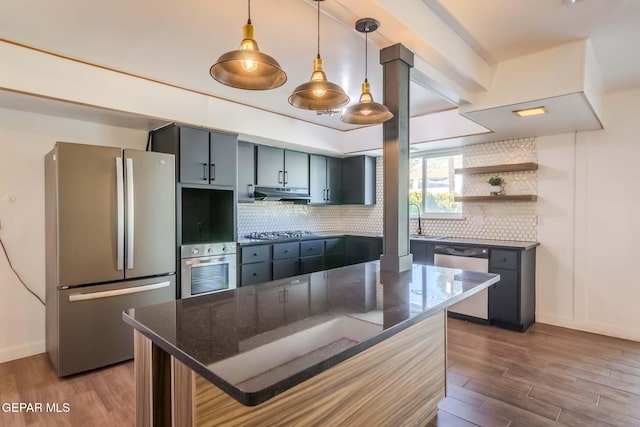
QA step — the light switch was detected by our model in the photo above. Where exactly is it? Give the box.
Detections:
[472,215,484,226]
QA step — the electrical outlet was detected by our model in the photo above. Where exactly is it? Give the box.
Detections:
[537,215,545,226]
[5,195,16,203]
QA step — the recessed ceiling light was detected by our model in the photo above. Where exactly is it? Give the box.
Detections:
[513,106,548,117]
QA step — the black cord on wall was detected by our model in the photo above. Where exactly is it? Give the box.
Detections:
[0,236,45,306]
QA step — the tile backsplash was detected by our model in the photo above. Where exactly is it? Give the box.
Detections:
[237,138,537,242]
[237,158,384,237]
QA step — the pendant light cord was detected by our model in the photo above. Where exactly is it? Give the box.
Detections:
[247,0,252,24]
[364,32,368,82]
[317,0,321,58]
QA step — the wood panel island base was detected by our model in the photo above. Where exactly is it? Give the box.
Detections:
[125,262,499,426]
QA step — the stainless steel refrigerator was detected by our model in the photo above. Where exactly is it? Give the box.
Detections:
[45,142,176,376]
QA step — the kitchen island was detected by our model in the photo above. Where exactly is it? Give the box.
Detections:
[123,261,499,426]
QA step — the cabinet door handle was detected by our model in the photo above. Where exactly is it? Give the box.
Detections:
[284,171,289,184]
[323,189,326,201]
[210,163,216,181]
[202,163,208,181]
[327,188,330,201]
[253,253,258,257]
[253,272,258,277]
[278,170,283,184]
[248,183,254,198]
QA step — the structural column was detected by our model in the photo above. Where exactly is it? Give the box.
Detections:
[379,44,414,272]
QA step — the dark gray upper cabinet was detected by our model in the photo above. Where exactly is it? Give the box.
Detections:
[179,127,210,184]
[284,150,309,188]
[256,145,283,187]
[310,154,343,204]
[309,155,327,204]
[209,131,237,186]
[151,124,237,187]
[342,156,376,205]
[326,156,342,204]
[256,145,309,189]
[237,141,255,202]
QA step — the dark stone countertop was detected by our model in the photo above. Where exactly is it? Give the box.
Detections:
[123,261,499,406]
[238,231,539,250]
[433,237,539,250]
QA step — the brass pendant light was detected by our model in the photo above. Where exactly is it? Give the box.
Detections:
[210,0,287,90]
[288,0,349,110]
[341,18,393,124]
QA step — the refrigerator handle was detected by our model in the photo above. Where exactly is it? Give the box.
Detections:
[116,157,125,271]
[68,281,171,302]
[126,157,134,270]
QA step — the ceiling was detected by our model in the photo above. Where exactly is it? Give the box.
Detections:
[1,0,639,134]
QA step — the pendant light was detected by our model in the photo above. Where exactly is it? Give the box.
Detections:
[341,18,393,124]
[210,0,287,90]
[288,0,349,110]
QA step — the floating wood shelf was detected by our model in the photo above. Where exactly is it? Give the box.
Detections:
[454,195,538,202]
[454,162,538,175]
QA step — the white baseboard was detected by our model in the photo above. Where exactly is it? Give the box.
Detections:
[0,340,45,364]
[536,313,640,342]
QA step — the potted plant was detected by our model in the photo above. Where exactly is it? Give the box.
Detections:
[487,176,504,195]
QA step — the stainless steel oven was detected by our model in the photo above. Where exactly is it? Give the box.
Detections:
[180,243,237,298]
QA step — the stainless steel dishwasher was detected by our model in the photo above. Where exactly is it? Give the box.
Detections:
[434,245,489,321]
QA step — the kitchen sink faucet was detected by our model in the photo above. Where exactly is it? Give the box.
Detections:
[409,202,423,235]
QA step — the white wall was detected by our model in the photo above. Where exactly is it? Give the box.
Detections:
[536,88,640,341]
[0,107,148,363]
[0,41,345,154]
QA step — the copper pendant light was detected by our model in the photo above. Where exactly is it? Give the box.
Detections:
[288,0,349,110]
[341,18,393,124]
[210,0,287,90]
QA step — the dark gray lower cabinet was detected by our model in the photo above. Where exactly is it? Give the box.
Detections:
[325,238,345,269]
[240,236,384,286]
[410,240,434,265]
[488,248,536,332]
[241,262,270,286]
[345,236,382,265]
[273,258,299,280]
[240,244,271,286]
[299,255,323,274]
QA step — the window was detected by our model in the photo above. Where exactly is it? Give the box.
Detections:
[409,150,462,217]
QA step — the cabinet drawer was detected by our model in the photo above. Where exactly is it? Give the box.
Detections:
[273,259,299,280]
[300,255,323,274]
[242,262,271,286]
[241,245,270,264]
[325,238,345,255]
[490,249,518,271]
[273,242,299,260]
[300,240,324,257]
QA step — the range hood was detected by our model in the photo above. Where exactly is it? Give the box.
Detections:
[253,186,310,202]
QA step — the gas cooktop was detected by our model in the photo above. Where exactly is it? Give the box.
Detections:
[244,230,317,241]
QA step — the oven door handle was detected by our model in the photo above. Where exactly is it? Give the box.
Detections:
[184,256,233,267]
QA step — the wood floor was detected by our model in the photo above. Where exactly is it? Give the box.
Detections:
[0,354,135,426]
[1,319,639,426]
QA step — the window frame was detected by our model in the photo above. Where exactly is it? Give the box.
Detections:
[410,148,464,220]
